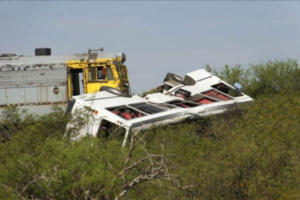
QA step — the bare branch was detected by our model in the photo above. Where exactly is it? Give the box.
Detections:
[123,131,146,168]
[113,130,193,200]
[107,162,118,174]
[117,154,163,177]
[71,188,78,199]
[142,144,154,166]
[20,177,44,195]
[115,162,165,200]
[0,182,26,200]
[1,166,60,200]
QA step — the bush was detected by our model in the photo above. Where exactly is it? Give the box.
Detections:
[207,59,300,97]
[1,59,300,199]
[140,87,158,97]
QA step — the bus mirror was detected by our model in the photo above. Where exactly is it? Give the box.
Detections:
[234,82,242,92]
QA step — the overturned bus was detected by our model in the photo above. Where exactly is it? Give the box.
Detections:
[66,69,253,146]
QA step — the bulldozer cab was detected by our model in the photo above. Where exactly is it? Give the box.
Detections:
[85,63,130,95]
[67,51,130,99]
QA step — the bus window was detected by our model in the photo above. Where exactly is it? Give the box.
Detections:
[97,119,126,140]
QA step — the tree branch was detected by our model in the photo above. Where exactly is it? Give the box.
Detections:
[0,182,25,200]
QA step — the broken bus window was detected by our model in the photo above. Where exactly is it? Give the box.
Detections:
[211,83,242,97]
[97,119,126,140]
[129,103,166,114]
[202,90,231,101]
[107,106,145,120]
[167,100,201,108]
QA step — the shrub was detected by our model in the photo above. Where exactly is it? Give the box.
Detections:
[207,59,299,97]
[1,59,300,199]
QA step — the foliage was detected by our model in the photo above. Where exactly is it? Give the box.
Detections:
[153,95,300,199]
[206,64,251,89]
[0,107,176,199]
[1,59,300,199]
[140,87,158,97]
[206,59,300,98]
[248,59,300,97]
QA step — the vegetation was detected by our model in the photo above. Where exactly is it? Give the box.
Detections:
[140,87,158,97]
[1,59,300,199]
[205,59,300,98]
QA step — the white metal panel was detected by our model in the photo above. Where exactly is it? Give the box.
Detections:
[0,89,6,105]
[145,93,181,104]
[37,87,48,103]
[186,69,213,82]
[90,95,147,108]
[181,76,221,96]
[5,88,25,104]
[25,87,38,103]
[46,86,68,102]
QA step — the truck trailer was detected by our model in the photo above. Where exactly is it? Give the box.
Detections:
[0,48,130,116]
